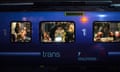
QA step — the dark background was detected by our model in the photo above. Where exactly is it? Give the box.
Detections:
[0,0,119,3]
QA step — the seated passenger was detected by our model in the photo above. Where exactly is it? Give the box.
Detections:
[65,24,74,42]
[42,32,51,42]
[54,26,66,42]
[17,27,31,42]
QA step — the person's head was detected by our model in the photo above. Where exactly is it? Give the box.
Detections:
[97,32,103,37]
[109,32,114,37]
[16,22,21,28]
[115,31,120,37]
[68,24,74,32]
